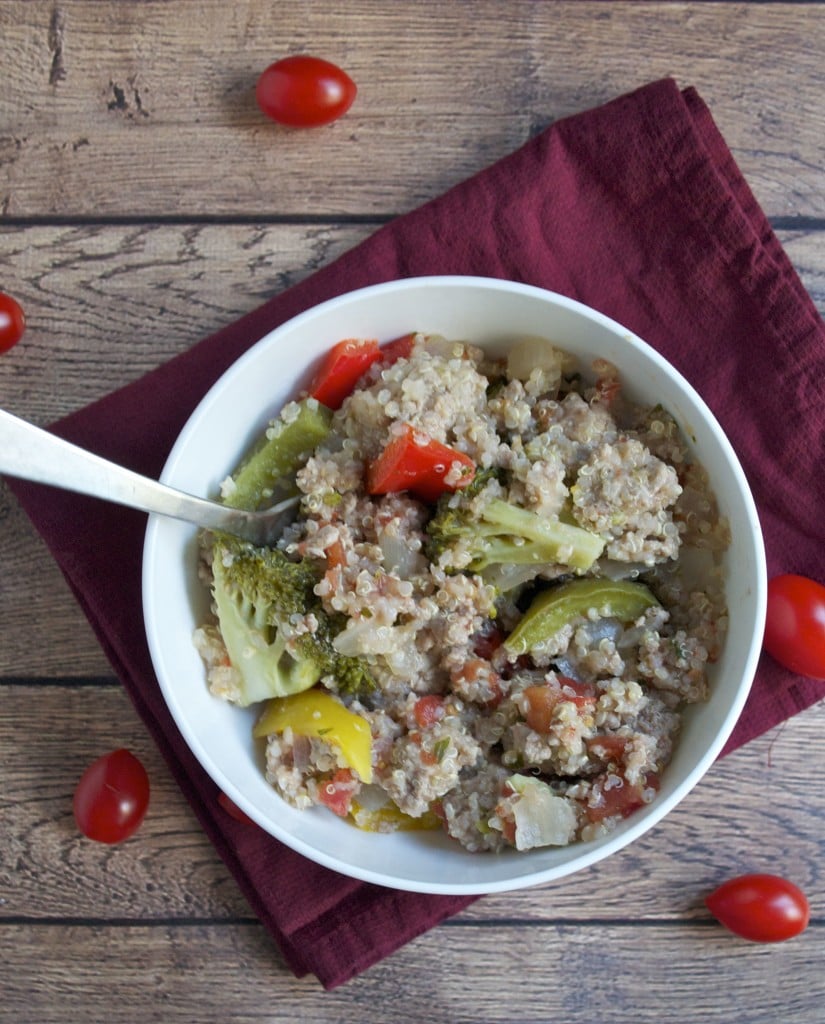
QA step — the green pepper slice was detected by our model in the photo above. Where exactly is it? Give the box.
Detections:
[504,578,660,656]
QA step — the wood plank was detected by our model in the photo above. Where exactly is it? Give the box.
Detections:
[0,2,823,219]
[1,919,822,1023]
[0,222,370,422]
[1,683,822,922]
[0,223,822,426]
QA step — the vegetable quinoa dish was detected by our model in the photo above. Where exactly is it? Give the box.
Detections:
[194,332,729,852]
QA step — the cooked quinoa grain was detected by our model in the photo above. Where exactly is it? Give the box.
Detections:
[195,332,729,853]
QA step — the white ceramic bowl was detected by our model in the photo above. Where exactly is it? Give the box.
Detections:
[143,276,766,894]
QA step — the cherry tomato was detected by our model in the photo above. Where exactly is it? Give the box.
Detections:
[0,291,26,353]
[706,874,810,943]
[73,749,150,844]
[763,574,825,680]
[255,55,357,128]
[379,332,417,364]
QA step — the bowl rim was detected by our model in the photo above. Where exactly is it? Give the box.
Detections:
[143,274,767,894]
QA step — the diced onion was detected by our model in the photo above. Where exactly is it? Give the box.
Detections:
[506,337,565,383]
[509,775,577,850]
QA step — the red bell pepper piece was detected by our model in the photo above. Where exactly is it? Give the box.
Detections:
[309,338,382,409]
[379,332,417,364]
[366,424,475,502]
[308,334,418,410]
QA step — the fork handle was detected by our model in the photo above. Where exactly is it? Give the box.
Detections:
[0,407,250,535]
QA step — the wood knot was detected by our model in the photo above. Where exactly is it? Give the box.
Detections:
[48,7,67,86]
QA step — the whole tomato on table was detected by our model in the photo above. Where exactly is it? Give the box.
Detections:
[0,291,26,353]
[256,55,357,127]
[73,748,150,844]
[706,874,810,943]
[763,574,825,680]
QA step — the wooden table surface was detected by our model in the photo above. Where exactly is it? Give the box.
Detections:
[1,2,823,1021]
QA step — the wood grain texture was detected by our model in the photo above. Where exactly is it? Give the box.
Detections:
[0,223,822,425]
[0,222,369,421]
[0,2,823,219]
[1,1,824,1019]
[2,919,823,1024]
[1,685,822,924]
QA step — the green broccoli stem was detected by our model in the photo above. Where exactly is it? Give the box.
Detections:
[223,397,332,510]
[477,499,604,572]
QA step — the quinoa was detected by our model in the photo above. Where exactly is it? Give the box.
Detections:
[195,332,729,853]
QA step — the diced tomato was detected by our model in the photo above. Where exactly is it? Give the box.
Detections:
[483,676,504,709]
[558,677,597,706]
[450,658,503,707]
[317,768,358,817]
[380,332,416,364]
[585,771,659,823]
[493,799,517,845]
[522,677,596,733]
[594,375,621,407]
[413,695,446,728]
[366,423,475,502]
[409,727,449,766]
[325,538,347,569]
[450,659,486,686]
[587,734,628,764]
[309,338,381,409]
[430,798,446,823]
[523,685,557,733]
[500,817,517,845]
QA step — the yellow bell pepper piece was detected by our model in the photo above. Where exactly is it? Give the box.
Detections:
[349,799,440,833]
[253,689,373,783]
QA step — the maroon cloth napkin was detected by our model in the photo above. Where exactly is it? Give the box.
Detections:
[7,78,824,987]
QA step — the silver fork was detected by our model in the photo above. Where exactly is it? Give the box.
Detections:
[0,408,299,547]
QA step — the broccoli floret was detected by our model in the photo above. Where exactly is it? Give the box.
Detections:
[219,537,320,621]
[210,535,374,705]
[459,465,505,499]
[210,547,321,705]
[426,492,605,578]
[291,612,377,696]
